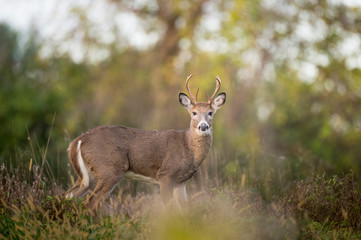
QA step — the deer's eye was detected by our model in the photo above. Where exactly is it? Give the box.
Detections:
[192,112,197,116]
[208,112,213,116]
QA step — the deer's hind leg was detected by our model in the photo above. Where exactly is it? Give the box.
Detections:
[84,174,123,211]
[65,178,81,198]
[84,154,129,210]
[70,178,94,199]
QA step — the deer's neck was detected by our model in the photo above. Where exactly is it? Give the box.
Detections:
[187,129,213,168]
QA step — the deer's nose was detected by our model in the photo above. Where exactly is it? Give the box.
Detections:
[198,123,209,131]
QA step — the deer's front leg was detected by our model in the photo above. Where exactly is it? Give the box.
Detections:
[174,183,188,207]
[159,178,175,206]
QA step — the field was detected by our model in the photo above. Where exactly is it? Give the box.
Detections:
[1,1,361,238]
[1,157,360,240]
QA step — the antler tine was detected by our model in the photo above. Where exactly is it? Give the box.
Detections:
[208,76,222,104]
[185,74,198,103]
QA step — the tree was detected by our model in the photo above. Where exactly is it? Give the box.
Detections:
[221,0,361,175]
[0,24,59,160]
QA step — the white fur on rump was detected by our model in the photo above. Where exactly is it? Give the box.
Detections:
[77,140,89,187]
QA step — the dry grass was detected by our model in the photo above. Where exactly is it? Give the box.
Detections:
[0,163,300,240]
[1,163,360,239]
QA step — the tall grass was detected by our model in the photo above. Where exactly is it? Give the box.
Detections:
[0,162,299,239]
[283,172,361,239]
[1,141,361,239]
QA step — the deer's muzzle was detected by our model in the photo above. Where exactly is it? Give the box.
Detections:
[198,123,209,131]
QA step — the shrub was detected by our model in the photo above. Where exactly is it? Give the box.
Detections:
[283,171,361,235]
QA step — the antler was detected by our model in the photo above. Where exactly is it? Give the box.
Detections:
[185,74,199,104]
[207,76,221,104]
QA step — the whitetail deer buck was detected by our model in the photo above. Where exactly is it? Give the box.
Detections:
[65,74,226,210]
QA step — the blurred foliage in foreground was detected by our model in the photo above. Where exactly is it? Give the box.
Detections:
[1,0,361,189]
[1,163,361,239]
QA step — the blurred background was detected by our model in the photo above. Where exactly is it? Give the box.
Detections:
[0,0,360,192]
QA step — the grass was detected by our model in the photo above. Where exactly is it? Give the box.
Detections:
[283,172,361,239]
[0,160,361,239]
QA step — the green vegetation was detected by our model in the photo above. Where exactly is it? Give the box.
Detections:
[1,1,361,183]
[1,163,361,239]
[1,0,361,239]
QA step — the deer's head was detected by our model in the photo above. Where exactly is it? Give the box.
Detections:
[179,74,226,136]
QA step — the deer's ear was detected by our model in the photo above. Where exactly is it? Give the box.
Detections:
[212,92,226,110]
[179,93,194,110]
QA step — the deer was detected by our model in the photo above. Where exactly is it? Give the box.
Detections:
[65,74,226,210]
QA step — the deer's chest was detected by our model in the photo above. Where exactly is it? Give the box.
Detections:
[175,165,199,183]
[191,138,212,168]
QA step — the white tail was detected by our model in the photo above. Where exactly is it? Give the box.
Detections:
[65,74,226,210]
